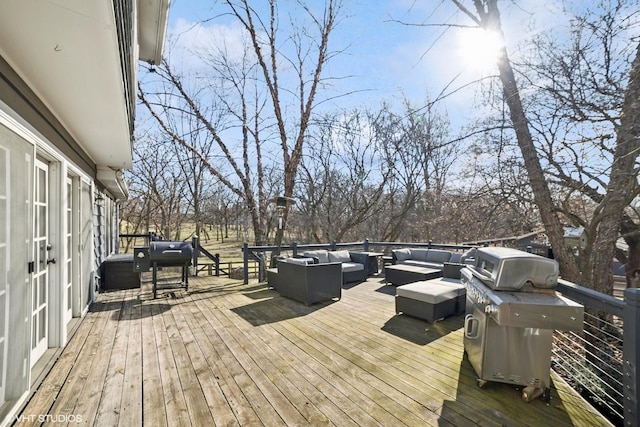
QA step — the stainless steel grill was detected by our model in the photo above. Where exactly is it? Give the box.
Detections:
[462,247,583,401]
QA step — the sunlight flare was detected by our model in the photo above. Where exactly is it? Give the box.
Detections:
[456,28,504,72]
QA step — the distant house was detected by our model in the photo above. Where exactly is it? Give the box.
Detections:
[0,1,169,424]
[463,227,591,259]
[463,230,550,256]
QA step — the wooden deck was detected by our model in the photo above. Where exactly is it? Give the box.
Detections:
[14,274,612,426]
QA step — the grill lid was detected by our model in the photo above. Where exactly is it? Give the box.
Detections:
[468,247,558,291]
[149,241,193,265]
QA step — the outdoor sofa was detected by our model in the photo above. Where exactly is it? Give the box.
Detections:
[302,249,369,283]
[275,257,342,305]
[392,247,476,270]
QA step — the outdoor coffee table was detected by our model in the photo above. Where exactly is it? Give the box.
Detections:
[384,264,442,286]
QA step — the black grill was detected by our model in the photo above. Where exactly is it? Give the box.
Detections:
[150,241,193,265]
[139,241,193,298]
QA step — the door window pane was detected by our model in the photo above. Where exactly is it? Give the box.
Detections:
[0,149,5,195]
[38,168,46,203]
[32,279,37,311]
[0,340,3,387]
[32,320,36,348]
[0,294,4,335]
[38,307,46,340]
[0,247,5,293]
[0,201,5,243]
[39,275,46,305]
[38,206,46,237]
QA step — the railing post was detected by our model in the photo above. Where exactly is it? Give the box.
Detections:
[624,288,640,427]
[258,251,265,283]
[292,241,298,257]
[331,241,337,251]
[243,242,249,284]
[364,238,370,252]
[191,235,199,276]
[215,253,220,276]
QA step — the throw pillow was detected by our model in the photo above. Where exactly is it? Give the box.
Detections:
[393,248,411,261]
[303,250,330,263]
[328,250,352,263]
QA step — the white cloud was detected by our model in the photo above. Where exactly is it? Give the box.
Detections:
[165,17,251,72]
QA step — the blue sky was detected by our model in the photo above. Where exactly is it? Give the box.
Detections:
[161,0,566,129]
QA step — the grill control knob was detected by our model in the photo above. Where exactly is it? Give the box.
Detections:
[484,304,498,315]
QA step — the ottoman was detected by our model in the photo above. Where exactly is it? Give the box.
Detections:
[395,279,466,322]
[384,264,442,286]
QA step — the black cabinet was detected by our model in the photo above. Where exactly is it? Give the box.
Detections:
[101,254,140,290]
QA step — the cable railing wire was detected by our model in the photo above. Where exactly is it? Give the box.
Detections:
[552,309,624,424]
[552,336,622,397]
[553,338,623,398]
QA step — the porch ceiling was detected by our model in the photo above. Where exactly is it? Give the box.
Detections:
[0,0,169,170]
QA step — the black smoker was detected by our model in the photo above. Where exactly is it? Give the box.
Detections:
[134,241,192,298]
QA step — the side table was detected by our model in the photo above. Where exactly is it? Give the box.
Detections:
[350,251,384,275]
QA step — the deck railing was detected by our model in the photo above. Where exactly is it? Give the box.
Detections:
[242,239,474,284]
[554,280,637,426]
[242,240,639,427]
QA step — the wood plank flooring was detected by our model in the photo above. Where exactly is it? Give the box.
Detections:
[13,275,612,426]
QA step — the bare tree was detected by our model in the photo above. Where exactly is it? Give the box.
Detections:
[448,1,640,297]
[168,112,217,240]
[294,109,395,242]
[519,2,640,289]
[138,0,343,246]
[449,0,581,282]
[125,133,190,240]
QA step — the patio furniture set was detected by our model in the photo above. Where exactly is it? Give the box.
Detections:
[266,246,476,323]
[266,249,373,306]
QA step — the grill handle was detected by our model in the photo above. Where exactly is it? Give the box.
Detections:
[162,250,184,255]
[464,314,480,339]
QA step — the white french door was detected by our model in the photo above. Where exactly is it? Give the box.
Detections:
[31,158,50,365]
[64,177,73,324]
[0,146,8,401]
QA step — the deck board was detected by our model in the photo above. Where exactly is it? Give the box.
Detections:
[13,275,613,427]
[140,297,168,427]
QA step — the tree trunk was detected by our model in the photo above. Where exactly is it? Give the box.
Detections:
[478,0,581,281]
[591,41,640,293]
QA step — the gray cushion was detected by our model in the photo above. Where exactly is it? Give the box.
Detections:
[303,250,330,263]
[426,249,452,263]
[393,248,412,261]
[410,248,429,261]
[396,280,465,304]
[461,247,477,262]
[341,262,364,273]
[328,250,351,263]
[284,257,314,265]
[449,252,462,263]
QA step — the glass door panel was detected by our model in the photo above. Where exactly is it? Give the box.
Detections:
[31,159,49,365]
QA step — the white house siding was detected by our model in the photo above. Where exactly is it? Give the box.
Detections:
[0,105,113,426]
